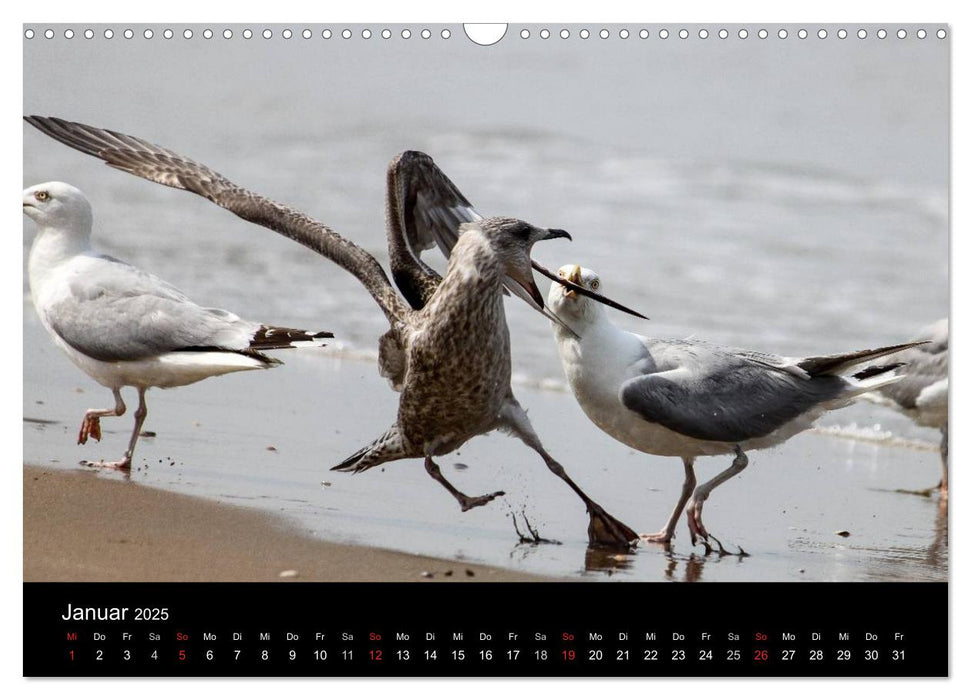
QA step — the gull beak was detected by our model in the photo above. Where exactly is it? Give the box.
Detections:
[531,261,649,320]
[560,264,583,298]
[506,228,573,308]
[507,266,546,308]
[543,228,572,242]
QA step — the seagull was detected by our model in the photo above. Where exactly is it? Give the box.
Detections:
[25,116,641,547]
[865,319,948,498]
[547,264,925,551]
[23,181,332,472]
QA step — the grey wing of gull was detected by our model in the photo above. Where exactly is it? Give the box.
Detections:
[389,151,480,262]
[24,115,409,327]
[877,356,948,410]
[877,337,948,410]
[386,151,481,309]
[620,340,845,443]
[387,150,573,327]
[48,257,257,362]
[721,347,810,377]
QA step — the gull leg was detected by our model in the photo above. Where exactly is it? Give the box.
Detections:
[905,423,949,499]
[78,388,126,444]
[686,446,748,549]
[500,397,637,547]
[641,457,697,544]
[939,423,948,500]
[81,388,148,472]
[424,456,505,511]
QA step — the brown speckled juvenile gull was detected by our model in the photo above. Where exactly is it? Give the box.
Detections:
[25,116,638,547]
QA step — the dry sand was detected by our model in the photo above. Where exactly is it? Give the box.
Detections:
[23,466,547,582]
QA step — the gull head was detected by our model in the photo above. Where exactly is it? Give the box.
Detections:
[22,182,92,231]
[465,216,571,307]
[548,264,606,327]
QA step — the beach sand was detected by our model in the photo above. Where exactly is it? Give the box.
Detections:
[23,465,548,582]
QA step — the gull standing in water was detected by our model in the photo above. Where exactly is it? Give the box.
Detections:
[25,116,641,546]
[23,181,332,472]
[547,264,924,551]
[865,319,948,498]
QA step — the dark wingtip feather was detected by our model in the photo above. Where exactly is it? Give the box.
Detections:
[799,340,929,377]
[853,362,906,381]
[250,325,333,350]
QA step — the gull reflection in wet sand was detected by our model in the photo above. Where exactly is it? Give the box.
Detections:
[861,496,948,579]
[924,501,948,570]
[663,552,709,583]
[584,546,636,575]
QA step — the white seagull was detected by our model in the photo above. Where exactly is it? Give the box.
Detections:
[548,264,925,551]
[23,181,332,471]
[865,318,948,498]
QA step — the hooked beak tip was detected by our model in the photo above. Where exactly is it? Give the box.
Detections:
[544,228,571,242]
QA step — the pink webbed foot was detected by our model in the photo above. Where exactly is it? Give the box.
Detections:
[80,458,131,473]
[78,415,102,445]
[639,530,674,545]
[457,490,505,512]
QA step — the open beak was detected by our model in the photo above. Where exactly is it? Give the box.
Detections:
[504,229,574,307]
[531,261,649,320]
[507,266,546,308]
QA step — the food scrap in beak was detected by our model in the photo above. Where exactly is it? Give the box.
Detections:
[559,264,583,298]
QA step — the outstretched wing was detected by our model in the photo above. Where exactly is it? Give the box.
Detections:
[385,150,481,309]
[25,115,410,327]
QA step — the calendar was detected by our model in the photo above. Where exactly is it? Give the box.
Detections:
[23,22,949,679]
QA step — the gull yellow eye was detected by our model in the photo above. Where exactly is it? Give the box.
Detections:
[35,191,49,202]
[590,279,601,291]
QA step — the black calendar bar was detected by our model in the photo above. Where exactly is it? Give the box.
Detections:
[24,581,947,677]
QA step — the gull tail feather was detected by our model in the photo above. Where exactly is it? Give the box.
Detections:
[331,425,408,474]
[797,341,928,377]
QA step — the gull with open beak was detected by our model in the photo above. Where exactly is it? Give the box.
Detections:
[25,116,642,547]
[548,264,926,551]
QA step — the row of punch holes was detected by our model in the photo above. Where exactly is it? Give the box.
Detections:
[24,25,949,43]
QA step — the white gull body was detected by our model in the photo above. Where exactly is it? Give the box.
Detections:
[549,265,921,550]
[23,181,330,471]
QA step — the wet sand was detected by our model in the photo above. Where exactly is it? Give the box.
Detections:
[23,466,548,582]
